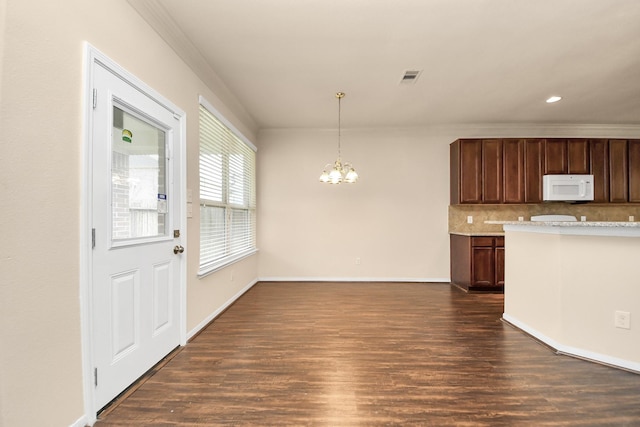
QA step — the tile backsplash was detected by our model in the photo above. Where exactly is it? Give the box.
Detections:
[449,203,640,234]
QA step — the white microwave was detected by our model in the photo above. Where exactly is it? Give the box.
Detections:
[543,174,594,202]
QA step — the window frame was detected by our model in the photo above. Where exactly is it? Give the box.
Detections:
[198,96,257,277]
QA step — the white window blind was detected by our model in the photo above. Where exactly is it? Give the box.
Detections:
[199,101,256,275]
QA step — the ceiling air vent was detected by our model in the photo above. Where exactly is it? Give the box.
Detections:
[400,70,422,84]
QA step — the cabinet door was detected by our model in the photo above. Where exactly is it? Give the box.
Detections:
[459,139,483,204]
[450,142,459,204]
[568,139,590,174]
[589,139,609,203]
[628,140,640,203]
[524,139,544,203]
[609,139,628,203]
[450,234,472,288]
[545,139,568,174]
[503,139,525,203]
[495,246,505,287]
[471,247,494,287]
[482,139,503,203]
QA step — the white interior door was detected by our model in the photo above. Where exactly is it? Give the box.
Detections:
[91,62,183,410]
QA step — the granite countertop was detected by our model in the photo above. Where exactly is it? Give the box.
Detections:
[449,231,505,236]
[485,220,640,228]
[449,221,640,237]
[484,220,640,237]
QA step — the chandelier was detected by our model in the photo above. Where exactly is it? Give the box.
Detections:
[319,92,359,184]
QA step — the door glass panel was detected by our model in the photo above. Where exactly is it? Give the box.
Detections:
[112,106,167,241]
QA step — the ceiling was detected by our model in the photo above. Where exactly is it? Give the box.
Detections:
[129,0,640,131]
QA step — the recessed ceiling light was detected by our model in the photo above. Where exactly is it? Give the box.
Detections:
[546,96,562,103]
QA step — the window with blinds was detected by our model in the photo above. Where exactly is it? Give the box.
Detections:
[199,99,256,276]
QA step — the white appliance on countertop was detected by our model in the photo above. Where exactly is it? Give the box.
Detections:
[542,174,594,202]
[530,214,577,222]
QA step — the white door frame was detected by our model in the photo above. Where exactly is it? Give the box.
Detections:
[80,43,187,424]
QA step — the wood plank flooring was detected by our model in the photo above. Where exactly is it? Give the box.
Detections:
[96,282,640,426]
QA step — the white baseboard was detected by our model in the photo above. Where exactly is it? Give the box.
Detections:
[503,314,640,374]
[70,414,90,427]
[258,276,450,283]
[186,278,259,340]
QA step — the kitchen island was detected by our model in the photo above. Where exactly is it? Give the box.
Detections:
[486,220,640,373]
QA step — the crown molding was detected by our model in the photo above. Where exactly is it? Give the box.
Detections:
[444,123,640,139]
[126,0,257,133]
[259,123,640,139]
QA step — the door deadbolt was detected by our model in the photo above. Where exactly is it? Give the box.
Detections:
[173,245,184,254]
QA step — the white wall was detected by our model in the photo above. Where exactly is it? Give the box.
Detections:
[257,127,452,281]
[0,1,258,426]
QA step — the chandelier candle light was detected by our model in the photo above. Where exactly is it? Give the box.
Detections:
[319,92,359,184]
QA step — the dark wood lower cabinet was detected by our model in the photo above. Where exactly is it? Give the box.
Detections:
[450,234,504,292]
[495,245,505,287]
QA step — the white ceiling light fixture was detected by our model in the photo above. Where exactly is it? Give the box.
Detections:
[319,92,359,184]
[546,95,562,103]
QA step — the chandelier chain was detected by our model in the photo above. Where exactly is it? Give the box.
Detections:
[337,92,343,159]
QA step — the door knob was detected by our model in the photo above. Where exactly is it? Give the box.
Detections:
[173,245,184,254]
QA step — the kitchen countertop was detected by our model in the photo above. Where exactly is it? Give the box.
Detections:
[450,221,640,238]
[449,231,504,237]
[485,220,640,227]
[485,220,640,237]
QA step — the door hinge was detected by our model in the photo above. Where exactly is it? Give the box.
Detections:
[94,367,98,387]
[92,88,97,109]
[92,228,96,249]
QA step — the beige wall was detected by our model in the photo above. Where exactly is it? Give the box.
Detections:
[0,1,258,426]
[504,229,640,371]
[257,127,452,281]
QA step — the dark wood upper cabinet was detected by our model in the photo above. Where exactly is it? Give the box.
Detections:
[589,139,609,203]
[450,139,482,204]
[482,139,503,204]
[544,139,568,174]
[568,139,590,174]
[450,142,460,204]
[628,140,640,203]
[524,139,544,203]
[502,139,525,203]
[609,139,628,203]
[450,137,640,205]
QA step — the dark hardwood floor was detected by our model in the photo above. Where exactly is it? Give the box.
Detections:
[96,282,640,426]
